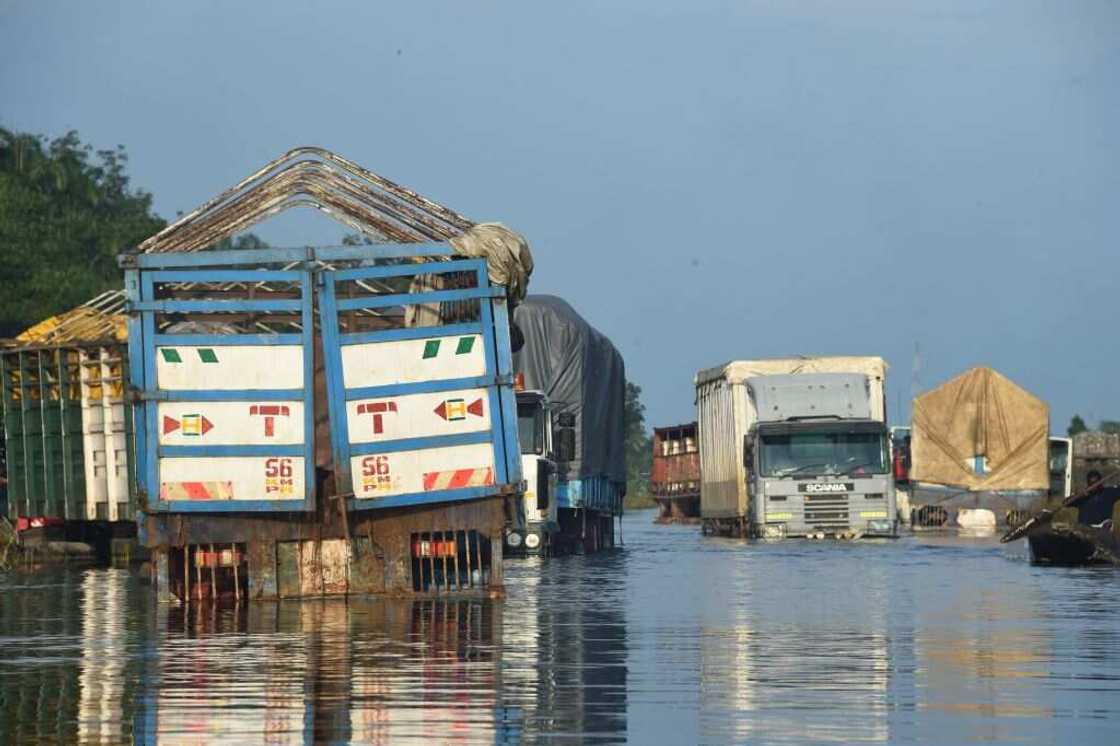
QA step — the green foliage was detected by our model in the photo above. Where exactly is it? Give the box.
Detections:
[624,381,653,501]
[0,129,165,337]
[1067,415,1088,437]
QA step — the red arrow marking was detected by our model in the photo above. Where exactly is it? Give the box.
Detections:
[434,401,448,420]
[163,416,180,435]
[201,416,214,435]
[468,398,484,417]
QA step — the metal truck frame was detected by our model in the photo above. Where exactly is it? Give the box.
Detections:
[125,243,523,601]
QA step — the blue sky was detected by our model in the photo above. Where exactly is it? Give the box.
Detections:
[2,1,1117,431]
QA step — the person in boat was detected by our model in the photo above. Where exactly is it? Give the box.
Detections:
[1079,470,1119,529]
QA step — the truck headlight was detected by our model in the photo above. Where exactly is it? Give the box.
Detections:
[506,531,523,548]
[525,532,541,550]
[762,524,787,539]
[867,520,893,534]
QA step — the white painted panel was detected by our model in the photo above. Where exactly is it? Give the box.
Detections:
[158,456,306,502]
[345,388,490,444]
[102,346,130,520]
[157,401,304,446]
[350,442,495,499]
[155,345,303,391]
[340,334,486,389]
[79,349,108,519]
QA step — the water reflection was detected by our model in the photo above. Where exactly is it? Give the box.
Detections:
[79,569,129,743]
[695,545,895,744]
[4,519,1120,744]
[133,598,510,744]
[0,555,631,744]
[503,551,629,743]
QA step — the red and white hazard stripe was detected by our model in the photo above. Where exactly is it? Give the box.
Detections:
[159,481,234,501]
[422,467,493,492]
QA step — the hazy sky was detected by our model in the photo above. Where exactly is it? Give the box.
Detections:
[2,1,1117,431]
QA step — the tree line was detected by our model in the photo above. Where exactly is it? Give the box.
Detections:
[0,129,165,337]
[1067,415,1120,437]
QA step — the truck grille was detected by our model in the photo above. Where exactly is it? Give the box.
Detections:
[803,494,850,529]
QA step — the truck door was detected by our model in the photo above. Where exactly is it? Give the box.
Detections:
[318,257,522,510]
[129,266,317,512]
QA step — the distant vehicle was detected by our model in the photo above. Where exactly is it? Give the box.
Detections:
[651,422,700,522]
[510,296,626,555]
[890,425,912,526]
[908,367,1050,529]
[1049,436,1072,499]
[1070,431,1120,494]
[696,356,897,539]
[508,385,575,554]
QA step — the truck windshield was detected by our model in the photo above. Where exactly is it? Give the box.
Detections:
[517,402,545,455]
[759,430,888,478]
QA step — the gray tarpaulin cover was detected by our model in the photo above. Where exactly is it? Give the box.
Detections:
[512,295,626,488]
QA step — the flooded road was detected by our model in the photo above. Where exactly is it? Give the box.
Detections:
[2,509,1119,744]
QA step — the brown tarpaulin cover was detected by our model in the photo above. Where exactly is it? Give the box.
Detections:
[911,367,1049,491]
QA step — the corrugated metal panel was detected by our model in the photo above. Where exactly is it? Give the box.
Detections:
[77,345,135,521]
[697,378,747,519]
[696,357,887,423]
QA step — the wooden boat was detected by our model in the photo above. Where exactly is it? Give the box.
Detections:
[1002,474,1120,566]
[1027,521,1120,566]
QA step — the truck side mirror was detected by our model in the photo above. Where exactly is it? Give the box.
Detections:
[556,427,576,463]
[557,412,576,428]
[743,436,753,468]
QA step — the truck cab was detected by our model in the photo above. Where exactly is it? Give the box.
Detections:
[744,374,898,539]
[506,388,573,554]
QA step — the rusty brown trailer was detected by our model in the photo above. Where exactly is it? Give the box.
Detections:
[651,422,701,523]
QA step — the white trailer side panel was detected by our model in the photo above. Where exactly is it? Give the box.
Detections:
[697,378,748,519]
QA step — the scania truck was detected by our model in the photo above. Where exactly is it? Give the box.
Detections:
[696,356,897,539]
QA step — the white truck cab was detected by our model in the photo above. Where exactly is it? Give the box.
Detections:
[507,387,575,554]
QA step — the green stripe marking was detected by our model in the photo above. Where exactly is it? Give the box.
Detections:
[160,349,182,364]
[422,340,441,359]
[197,348,219,363]
[455,336,475,355]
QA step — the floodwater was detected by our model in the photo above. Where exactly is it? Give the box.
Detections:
[2,512,1120,745]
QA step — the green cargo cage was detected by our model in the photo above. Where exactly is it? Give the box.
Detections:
[1,344,135,522]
